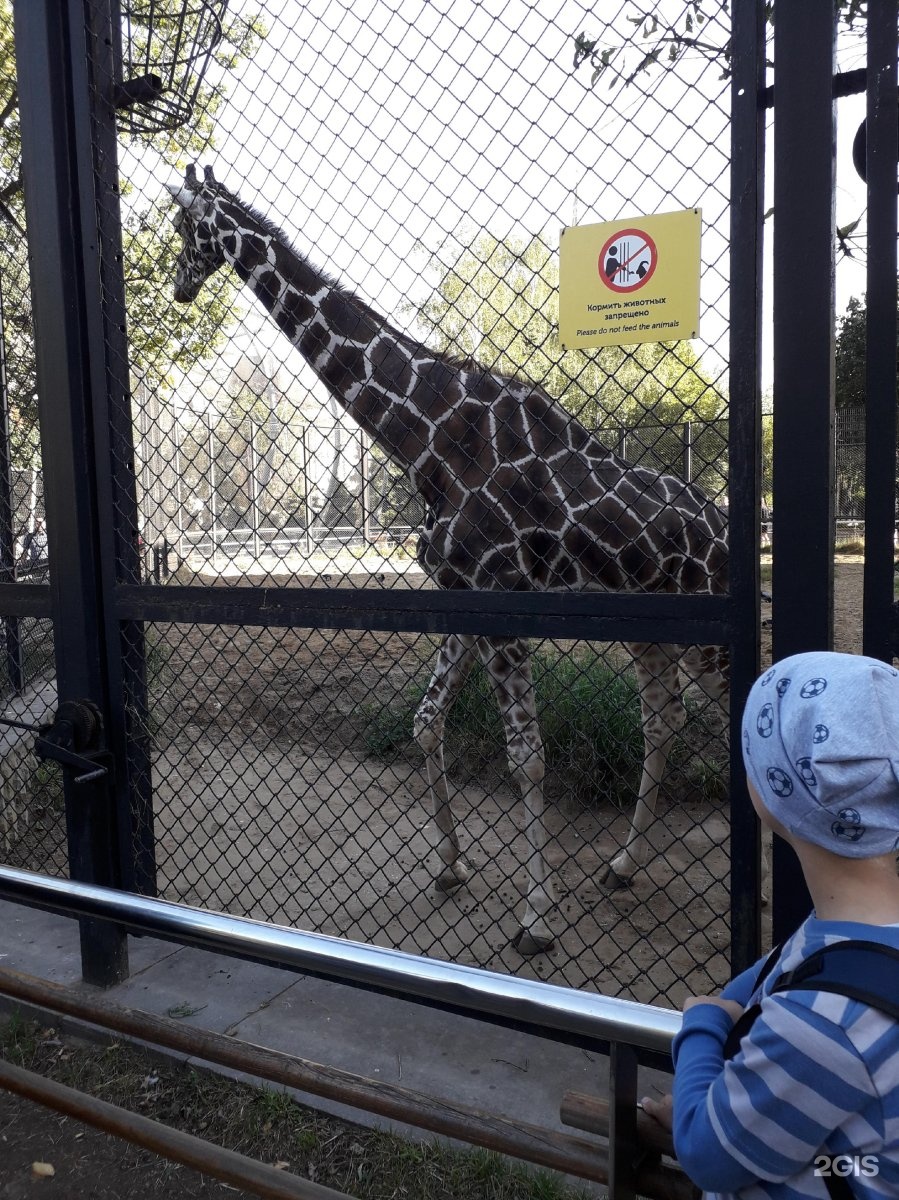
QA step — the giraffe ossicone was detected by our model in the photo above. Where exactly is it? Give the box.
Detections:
[168,163,731,956]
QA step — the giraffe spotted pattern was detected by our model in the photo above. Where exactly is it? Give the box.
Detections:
[168,164,730,955]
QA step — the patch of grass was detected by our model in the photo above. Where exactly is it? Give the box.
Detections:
[835,539,865,556]
[0,1015,595,1200]
[361,645,726,807]
[683,754,729,804]
[2,1009,40,1064]
[29,760,65,812]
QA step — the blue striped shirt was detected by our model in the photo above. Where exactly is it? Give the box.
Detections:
[672,917,899,1199]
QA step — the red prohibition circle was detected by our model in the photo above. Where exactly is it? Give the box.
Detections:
[598,228,658,293]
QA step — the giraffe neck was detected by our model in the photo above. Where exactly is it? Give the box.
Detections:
[216,201,451,502]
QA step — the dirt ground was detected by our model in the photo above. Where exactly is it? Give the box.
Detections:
[5,563,866,1008]
[126,561,861,1008]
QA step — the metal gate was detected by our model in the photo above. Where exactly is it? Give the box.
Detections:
[0,0,894,1004]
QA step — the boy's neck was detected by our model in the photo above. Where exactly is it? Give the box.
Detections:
[792,840,899,924]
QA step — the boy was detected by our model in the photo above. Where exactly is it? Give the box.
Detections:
[643,651,899,1198]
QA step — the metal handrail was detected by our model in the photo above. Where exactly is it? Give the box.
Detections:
[0,865,687,1200]
[0,865,679,1056]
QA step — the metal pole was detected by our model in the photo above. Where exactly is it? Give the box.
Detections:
[681,420,692,483]
[209,420,218,559]
[12,0,132,983]
[302,426,311,557]
[862,0,898,662]
[727,0,766,970]
[770,0,836,941]
[175,436,185,561]
[607,1042,639,1200]
[360,430,370,543]
[771,3,837,655]
[89,0,156,903]
[0,865,680,1058]
[251,423,260,561]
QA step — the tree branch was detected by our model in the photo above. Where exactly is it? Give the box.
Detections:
[0,88,17,130]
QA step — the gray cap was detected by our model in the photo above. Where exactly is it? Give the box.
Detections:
[741,651,899,857]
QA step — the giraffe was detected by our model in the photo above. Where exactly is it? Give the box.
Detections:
[166,164,730,956]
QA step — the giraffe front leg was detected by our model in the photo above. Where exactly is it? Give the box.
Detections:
[479,638,554,956]
[413,634,477,896]
[603,645,685,889]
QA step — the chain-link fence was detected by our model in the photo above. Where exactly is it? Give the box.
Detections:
[5,0,778,1005]
[114,0,743,1007]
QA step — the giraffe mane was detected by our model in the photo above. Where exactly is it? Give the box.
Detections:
[206,175,585,408]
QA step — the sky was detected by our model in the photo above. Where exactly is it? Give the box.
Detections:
[121,0,887,403]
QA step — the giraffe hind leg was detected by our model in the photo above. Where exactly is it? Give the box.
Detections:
[602,644,686,888]
[477,637,554,956]
[413,634,478,896]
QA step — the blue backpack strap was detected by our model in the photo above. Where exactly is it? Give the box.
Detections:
[771,940,899,1021]
[723,942,784,1060]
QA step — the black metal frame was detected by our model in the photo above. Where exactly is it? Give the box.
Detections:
[863,0,899,664]
[18,0,887,988]
[768,2,838,942]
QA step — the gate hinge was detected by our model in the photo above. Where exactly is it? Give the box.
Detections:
[35,700,112,786]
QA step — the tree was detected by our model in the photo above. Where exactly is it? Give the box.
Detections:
[0,1,265,469]
[416,232,729,496]
[573,1,866,91]
[834,294,899,409]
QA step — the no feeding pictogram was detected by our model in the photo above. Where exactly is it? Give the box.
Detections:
[599,228,658,293]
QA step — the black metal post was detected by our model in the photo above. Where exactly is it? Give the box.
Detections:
[727,0,766,970]
[862,0,898,663]
[13,0,130,984]
[608,1042,638,1200]
[0,283,24,693]
[771,4,837,656]
[681,419,693,483]
[81,0,157,902]
[770,0,837,942]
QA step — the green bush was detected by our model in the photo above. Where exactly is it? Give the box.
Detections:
[362,647,645,806]
[362,645,728,806]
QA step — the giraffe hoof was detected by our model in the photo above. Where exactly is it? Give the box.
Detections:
[435,875,465,896]
[510,928,555,957]
[434,861,472,895]
[600,865,633,890]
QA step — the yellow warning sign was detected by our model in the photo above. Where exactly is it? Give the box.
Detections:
[559,208,701,349]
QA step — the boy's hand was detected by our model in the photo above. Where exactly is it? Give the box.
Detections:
[641,1093,673,1131]
[683,996,744,1022]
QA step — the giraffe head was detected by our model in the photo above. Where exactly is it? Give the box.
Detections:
[166,164,229,303]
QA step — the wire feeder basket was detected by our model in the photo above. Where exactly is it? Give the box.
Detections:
[117,0,227,135]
